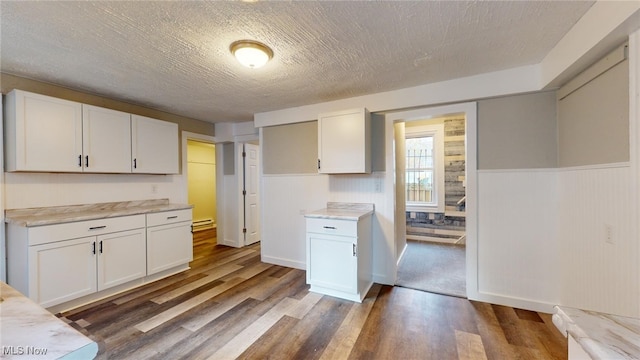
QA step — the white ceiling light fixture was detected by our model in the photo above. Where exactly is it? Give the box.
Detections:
[230,40,273,69]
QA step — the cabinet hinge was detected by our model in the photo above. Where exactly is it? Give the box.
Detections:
[243,228,247,234]
[318,159,321,170]
[242,190,247,196]
[242,151,246,158]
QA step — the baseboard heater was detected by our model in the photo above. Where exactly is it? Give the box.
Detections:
[192,219,215,232]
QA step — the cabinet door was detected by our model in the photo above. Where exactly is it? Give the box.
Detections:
[28,237,96,307]
[131,115,179,174]
[82,105,132,173]
[97,229,146,291]
[147,221,193,275]
[307,233,357,293]
[5,90,83,172]
[318,108,370,174]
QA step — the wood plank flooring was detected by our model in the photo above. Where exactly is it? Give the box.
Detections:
[57,230,567,359]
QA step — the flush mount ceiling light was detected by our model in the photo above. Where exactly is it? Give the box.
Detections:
[230,40,273,69]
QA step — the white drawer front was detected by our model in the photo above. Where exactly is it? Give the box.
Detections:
[306,217,358,237]
[28,215,146,246]
[147,209,192,227]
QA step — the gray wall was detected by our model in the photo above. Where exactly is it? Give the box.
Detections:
[558,59,629,166]
[478,91,558,170]
[262,121,318,174]
[223,143,235,175]
[262,115,385,175]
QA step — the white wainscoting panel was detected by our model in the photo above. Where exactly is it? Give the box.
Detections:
[477,170,560,312]
[328,172,395,284]
[261,172,396,285]
[221,174,240,247]
[558,165,639,317]
[261,174,330,269]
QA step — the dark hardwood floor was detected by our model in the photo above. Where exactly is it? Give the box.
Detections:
[57,229,567,359]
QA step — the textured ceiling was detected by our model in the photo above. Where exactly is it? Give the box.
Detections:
[1,1,594,123]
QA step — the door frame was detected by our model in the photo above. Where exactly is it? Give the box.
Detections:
[386,102,478,300]
[181,131,219,239]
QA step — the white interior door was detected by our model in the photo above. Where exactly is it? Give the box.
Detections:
[244,143,260,245]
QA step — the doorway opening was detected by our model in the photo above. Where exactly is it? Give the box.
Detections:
[397,115,466,297]
[186,139,218,254]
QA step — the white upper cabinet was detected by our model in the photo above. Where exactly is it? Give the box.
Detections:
[4,90,180,174]
[5,89,83,172]
[131,114,179,174]
[82,104,132,173]
[318,108,371,174]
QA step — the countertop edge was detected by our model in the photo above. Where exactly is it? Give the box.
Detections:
[554,305,640,360]
[304,210,374,221]
[5,203,193,227]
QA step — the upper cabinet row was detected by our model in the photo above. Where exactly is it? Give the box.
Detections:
[4,89,179,174]
[318,108,371,174]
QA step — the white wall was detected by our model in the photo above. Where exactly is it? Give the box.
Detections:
[1,99,5,282]
[220,173,239,247]
[477,169,560,312]
[558,164,638,317]
[632,27,640,318]
[4,172,185,210]
[261,174,329,269]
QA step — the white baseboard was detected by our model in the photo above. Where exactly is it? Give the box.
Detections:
[262,255,305,270]
[219,238,241,248]
[406,234,463,244]
[470,290,558,314]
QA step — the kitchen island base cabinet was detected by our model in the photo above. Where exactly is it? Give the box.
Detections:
[305,209,373,303]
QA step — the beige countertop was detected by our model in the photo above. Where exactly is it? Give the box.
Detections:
[5,199,192,227]
[553,306,640,359]
[304,202,375,221]
[0,281,98,359]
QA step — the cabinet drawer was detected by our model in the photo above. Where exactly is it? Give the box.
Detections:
[306,217,358,237]
[147,209,192,227]
[28,215,146,246]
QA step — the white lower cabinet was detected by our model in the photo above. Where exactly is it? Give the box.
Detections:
[305,215,373,302]
[308,232,358,294]
[29,236,97,308]
[7,208,193,309]
[8,215,147,308]
[97,229,146,291]
[146,209,193,275]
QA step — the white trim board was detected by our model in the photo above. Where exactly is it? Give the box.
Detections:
[386,101,478,302]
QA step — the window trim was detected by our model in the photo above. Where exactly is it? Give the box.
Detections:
[405,123,445,213]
